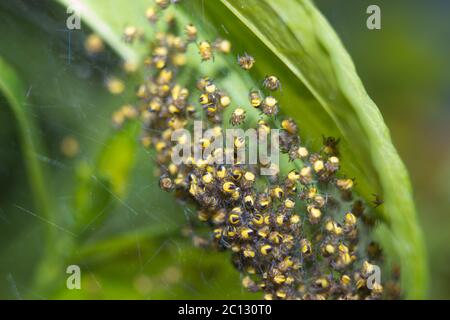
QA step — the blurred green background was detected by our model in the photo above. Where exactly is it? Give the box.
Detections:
[0,0,448,299]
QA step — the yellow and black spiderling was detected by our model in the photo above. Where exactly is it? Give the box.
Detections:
[213,38,232,54]
[159,174,174,191]
[241,171,255,189]
[281,118,298,135]
[146,6,159,24]
[244,194,255,209]
[85,34,104,55]
[248,90,262,109]
[114,5,396,301]
[279,118,300,152]
[222,181,238,194]
[185,23,198,42]
[220,94,231,108]
[263,75,281,91]
[123,26,140,43]
[198,40,213,61]
[238,52,255,70]
[261,96,279,116]
[155,0,170,9]
[300,239,313,257]
[260,244,272,256]
[230,107,247,126]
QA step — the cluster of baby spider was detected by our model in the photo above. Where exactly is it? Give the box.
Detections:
[111,0,401,300]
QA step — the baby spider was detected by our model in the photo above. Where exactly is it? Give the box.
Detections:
[123,26,141,43]
[249,90,262,108]
[238,53,255,70]
[263,75,281,91]
[185,23,197,42]
[198,41,213,61]
[155,0,170,9]
[230,108,247,126]
[261,96,279,116]
[213,38,232,54]
[145,7,159,24]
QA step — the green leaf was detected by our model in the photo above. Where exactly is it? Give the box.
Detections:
[0,56,54,239]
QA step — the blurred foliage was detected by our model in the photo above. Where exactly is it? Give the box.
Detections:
[0,0,447,299]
